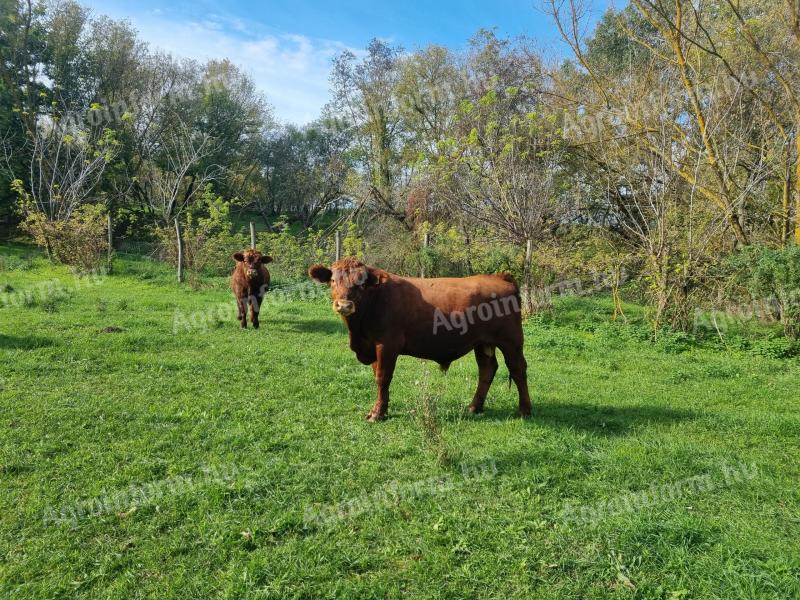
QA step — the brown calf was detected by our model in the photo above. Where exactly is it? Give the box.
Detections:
[309,258,532,421]
[231,249,272,329]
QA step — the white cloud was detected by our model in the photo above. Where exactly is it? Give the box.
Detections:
[86,8,353,124]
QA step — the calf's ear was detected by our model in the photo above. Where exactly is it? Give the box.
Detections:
[232,252,245,262]
[308,264,332,284]
[260,255,273,265]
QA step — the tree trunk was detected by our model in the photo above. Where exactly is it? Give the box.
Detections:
[795,126,800,245]
[782,142,792,244]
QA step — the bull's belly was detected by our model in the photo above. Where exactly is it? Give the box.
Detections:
[401,333,483,364]
[403,347,473,364]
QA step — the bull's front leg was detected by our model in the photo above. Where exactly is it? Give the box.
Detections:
[367,344,397,422]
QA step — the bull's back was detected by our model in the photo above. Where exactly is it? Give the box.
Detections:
[405,274,519,312]
[385,274,522,360]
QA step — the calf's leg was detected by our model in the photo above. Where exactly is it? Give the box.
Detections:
[250,294,262,329]
[499,343,532,418]
[468,345,498,414]
[236,296,247,329]
[367,344,398,422]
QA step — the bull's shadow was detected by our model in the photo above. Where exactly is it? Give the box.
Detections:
[449,399,695,437]
[269,317,346,336]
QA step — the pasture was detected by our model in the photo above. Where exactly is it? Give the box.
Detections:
[1,247,799,599]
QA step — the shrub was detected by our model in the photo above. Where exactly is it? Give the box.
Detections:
[728,245,800,339]
[749,337,799,359]
[261,217,329,281]
[20,203,109,273]
[341,222,364,260]
[155,189,249,277]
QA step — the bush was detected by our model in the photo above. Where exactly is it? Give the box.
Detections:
[728,245,800,339]
[373,220,523,279]
[260,217,330,281]
[155,189,248,277]
[749,337,799,359]
[20,203,109,273]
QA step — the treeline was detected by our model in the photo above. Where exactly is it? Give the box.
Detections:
[1,0,799,337]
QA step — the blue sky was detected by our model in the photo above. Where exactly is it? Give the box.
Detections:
[83,0,621,124]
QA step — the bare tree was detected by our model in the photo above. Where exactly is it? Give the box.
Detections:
[138,117,222,225]
[546,0,762,246]
[2,118,116,221]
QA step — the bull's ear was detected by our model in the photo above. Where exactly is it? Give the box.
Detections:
[309,264,332,284]
[366,268,387,286]
[233,252,245,262]
[260,255,273,265]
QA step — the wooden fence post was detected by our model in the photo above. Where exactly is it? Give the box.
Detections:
[175,218,184,284]
[250,221,256,249]
[335,230,342,261]
[421,231,430,278]
[106,213,113,274]
[524,239,533,313]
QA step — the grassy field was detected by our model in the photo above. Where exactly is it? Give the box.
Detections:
[1,246,799,599]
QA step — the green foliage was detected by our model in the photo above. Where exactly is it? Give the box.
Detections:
[260,216,329,281]
[341,222,364,259]
[155,188,248,277]
[19,202,109,272]
[749,337,799,359]
[410,222,523,278]
[727,245,800,338]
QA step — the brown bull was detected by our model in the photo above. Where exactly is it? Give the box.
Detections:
[309,258,532,421]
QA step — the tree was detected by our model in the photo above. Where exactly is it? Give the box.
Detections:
[0,0,47,222]
[138,116,222,225]
[330,39,409,225]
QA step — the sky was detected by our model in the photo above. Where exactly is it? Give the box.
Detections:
[82,0,622,124]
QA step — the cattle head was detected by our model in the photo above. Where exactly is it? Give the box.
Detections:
[309,258,386,317]
[233,249,272,281]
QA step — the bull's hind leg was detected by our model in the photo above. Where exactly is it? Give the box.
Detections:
[499,342,532,418]
[468,345,498,414]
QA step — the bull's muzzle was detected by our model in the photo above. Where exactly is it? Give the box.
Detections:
[333,300,355,316]
[246,269,258,280]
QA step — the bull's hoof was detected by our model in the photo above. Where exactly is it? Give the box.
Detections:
[366,411,387,422]
[518,409,532,419]
[467,404,484,415]
[253,322,260,329]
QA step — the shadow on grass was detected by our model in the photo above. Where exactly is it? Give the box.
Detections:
[455,400,695,437]
[0,334,56,350]
[269,317,345,336]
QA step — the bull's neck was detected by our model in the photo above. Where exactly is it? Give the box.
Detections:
[342,282,388,345]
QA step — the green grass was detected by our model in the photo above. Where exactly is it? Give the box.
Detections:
[1,246,799,599]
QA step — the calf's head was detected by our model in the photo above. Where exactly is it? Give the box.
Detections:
[309,258,385,317]
[233,249,272,281]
